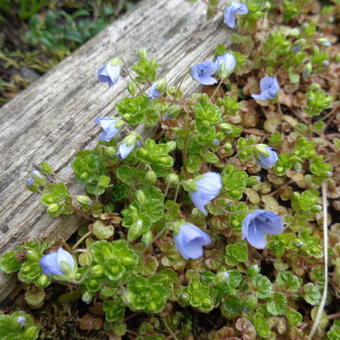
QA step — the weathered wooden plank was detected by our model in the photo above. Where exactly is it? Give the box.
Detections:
[0,0,229,301]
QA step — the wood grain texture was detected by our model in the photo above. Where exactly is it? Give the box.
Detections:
[0,0,230,301]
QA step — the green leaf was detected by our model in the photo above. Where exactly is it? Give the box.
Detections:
[72,150,107,184]
[287,309,303,327]
[40,183,73,217]
[303,283,321,305]
[304,84,333,117]
[252,274,272,299]
[103,297,125,322]
[132,51,159,83]
[0,251,21,273]
[136,139,174,176]
[225,242,248,266]
[222,165,250,200]
[266,293,287,316]
[127,275,171,313]
[0,311,40,340]
[92,221,114,240]
[327,320,340,340]
[90,240,139,283]
[183,278,215,313]
[276,271,302,292]
[221,294,243,319]
[116,95,159,126]
[116,165,146,185]
[253,313,271,338]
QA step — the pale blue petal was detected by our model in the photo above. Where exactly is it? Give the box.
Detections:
[105,63,120,87]
[98,66,109,83]
[224,5,237,28]
[191,61,218,85]
[95,117,120,142]
[190,172,222,215]
[26,178,35,186]
[247,221,266,249]
[197,75,218,85]
[17,316,26,327]
[32,170,43,178]
[236,3,248,14]
[251,92,272,100]
[252,77,279,100]
[56,248,75,269]
[174,224,211,259]
[224,3,248,28]
[257,147,278,169]
[147,83,161,99]
[260,77,279,92]
[242,210,284,249]
[215,52,236,73]
[253,211,284,235]
[97,63,120,87]
[39,252,64,277]
[118,143,135,160]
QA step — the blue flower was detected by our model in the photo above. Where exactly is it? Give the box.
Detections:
[191,61,218,85]
[17,316,26,327]
[95,117,121,142]
[318,38,331,46]
[98,59,121,87]
[242,210,284,249]
[117,134,141,160]
[215,52,236,77]
[147,83,161,99]
[251,77,280,100]
[174,223,211,259]
[117,143,135,160]
[26,170,44,187]
[26,177,35,186]
[224,3,248,28]
[190,172,222,216]
[39,248,77,280]
[256,146,278,169]
[292,44,301,54]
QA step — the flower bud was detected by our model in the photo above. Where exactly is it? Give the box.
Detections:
[82,292,92,304]
[138,48,147,59]
[110,57,122,66]
[127,81,138,96]
[142,231,153,245]
[247,264,260,278]
[165,173,179,187]
[128,219,144,241]
[32,170,46,186]
[166,141,176,152]
[47,203,59,213]
[77,195,93,206]
[145,170,157,184]
[136,190,146,204]
[303,63,312,77]
[155,78,167,92]
[36,274,50,287]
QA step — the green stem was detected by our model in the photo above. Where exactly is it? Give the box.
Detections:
[121,58,148,96]
[309,182,329,338]
[164,181,171,199]
[210,78,223,101]
[72,231,92,250]
[162,317,179,340]
[174,183,180,202]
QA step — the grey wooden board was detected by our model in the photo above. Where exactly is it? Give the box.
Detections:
[0,0,230,301]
